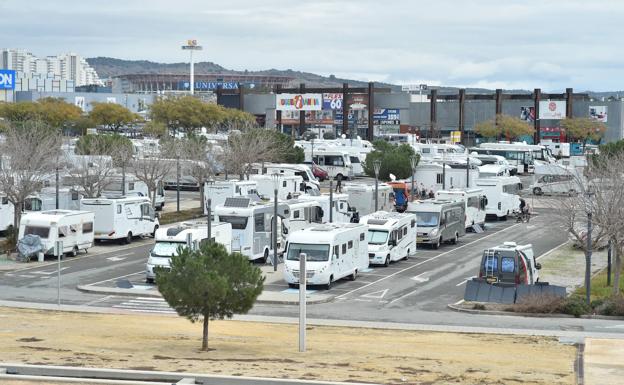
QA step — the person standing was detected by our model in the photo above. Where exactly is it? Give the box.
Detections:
[335,174,343,193]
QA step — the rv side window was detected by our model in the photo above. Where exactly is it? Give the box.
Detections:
[70,224,79,233]
[24,226,49,239]
[282,181,287,188]
[411,219,415,228]
[1,197,7,205]
[254,213,265,232]
[58,226,69,238]
[293,210,300,219]
[128,183,135,191]
[71,191,79,200]
[403,227,407,236]
[360,233,365,241]
[25,198,42,211]
[436,174,443,184]
[141,204,150,216]
[333,245,339,257]
[501,257,515,273]
[83,222,93,233]
[341,243,346,255]
[348,241,353,249]
[117,205,122,214]
[397,229,403,240]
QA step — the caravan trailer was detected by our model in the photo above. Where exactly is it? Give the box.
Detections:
[215,197,290,262]
[145,221,232,283]
[406,200,466,249]
[343,183,393,216]
[283,223,369,289]
[19,210,94,256]
[474,176,522,219]
[24,188,82,213]
[435,189,487,230]
[80,196,159,243]
[360,211,417,266]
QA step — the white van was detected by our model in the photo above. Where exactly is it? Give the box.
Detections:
[19,210,94,256]
[145,221,232,283]
[284,223,369,289]
[285,199,324,234]
[474,177,522,219]
[204,180,258,216]
[80,196,159,244]
[343,183,393,216]
[215,197,290,262]
[530,163,581,196]
[435,189,487,230]
[360,211,417,266]
[299,193,357,223]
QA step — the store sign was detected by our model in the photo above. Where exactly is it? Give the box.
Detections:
[276,93,322,111]
[520,106,535,123]
[322,93,343,110]
[281,110,334,125]
[179,81,239,90]
[538,100,565,120]
[373,109,400,124]
[347,94,368,110]
[0,69,15,90]
[589,106,608,122]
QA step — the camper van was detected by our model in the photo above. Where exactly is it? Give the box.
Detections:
[435,189,487,230]
[283,223,369,289]
[360,211,417,266]
[299,193,358,223]
[145,221,232,283]
[24,188,82,213]
[309,148,354,180]
[474,176,522,219]
[285,200,324,234]
[407,200,466,249]
[103,176,166,210]
[343,183,393,216]
[80,196,159,243]
[250,174,309,200]
[204,180,258,215]
[479,242,540,285]
[249,163,320,192]
[215,197,290,262]
[530,163,581,196]
[19,210,94,256]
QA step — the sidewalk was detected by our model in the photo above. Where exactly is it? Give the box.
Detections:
[584,338,624,385]
[77,264,335,305]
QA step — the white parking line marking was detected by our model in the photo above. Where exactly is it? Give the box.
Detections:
[88,271,144,286]
[411,272,430,283]
[18,275,36,278]
[336,222,523,300]
[361,289,388,299]
[456,276,476,287]
[106,256,127,262]
[32,267,70,275]
[83,295,114,306]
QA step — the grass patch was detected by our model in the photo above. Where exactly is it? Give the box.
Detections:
[574,266,624,301]
[159,208,205,225]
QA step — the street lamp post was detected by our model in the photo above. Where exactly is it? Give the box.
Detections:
[176,155,180,212]
[585,191,594,306]
[272,173,281,272]
[181,40,203,95]
[410,155,417,202]
[55,166,59,209]
[373,159,381,212]
[466,153,470,188]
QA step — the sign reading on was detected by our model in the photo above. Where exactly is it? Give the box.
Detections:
[538,100,565,120]
[0,69,16,90]
[276,93,322,111]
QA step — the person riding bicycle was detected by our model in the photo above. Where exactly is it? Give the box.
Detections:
[519,198,526,214]
[518,198,530,222]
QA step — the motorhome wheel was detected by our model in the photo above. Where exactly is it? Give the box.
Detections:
[349,269,357,281]
[384,255,390,267]
[433,237,441,249]
[263,249,269,264]
[152,225,159,238]
[533,187,543,195]
[125,232,133,244]
[452,233,459,244]
[325,276,333,290]
[71,246,78,257]
[404,249,409,261]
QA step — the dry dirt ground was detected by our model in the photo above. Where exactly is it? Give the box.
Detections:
[0,307,576,385]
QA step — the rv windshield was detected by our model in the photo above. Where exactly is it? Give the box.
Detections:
[287,243,330,262]
[24,226,50,239]
[152,242,186,258]
[367,230,389,245]
[416,212,440,227]
[218,216,248,230]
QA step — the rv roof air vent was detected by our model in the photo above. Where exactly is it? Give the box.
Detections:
[502,241,517,247]
[224,197,251,208]
[367,219,388,225]
[166,227,185,236]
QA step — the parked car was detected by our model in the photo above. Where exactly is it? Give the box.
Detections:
[478,242,540,285]
[311,163,329,181]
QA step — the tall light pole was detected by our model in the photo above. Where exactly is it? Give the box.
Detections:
[55,166,59,209]
[466,153,470,188]
[181,39,203,95]
[272,173,281,272]
[585,191,594,306]
[410,155,417,202]
[176,155,180,212]
[373,159,381,212]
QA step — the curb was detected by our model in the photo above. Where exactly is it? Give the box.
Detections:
[447,302,624,320]
[76,284,335,305]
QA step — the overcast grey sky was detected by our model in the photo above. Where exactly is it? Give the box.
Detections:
[1,0,623,91]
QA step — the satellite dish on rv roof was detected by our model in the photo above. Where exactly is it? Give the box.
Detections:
[389,173,397,181]
[356,136,361,140]
[341,134,346,139]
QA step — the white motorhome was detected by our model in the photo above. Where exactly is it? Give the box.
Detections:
[297,141,365,177]
[471,153,518,175]
[24,188,82,213]
[215,197,290,262]
[478,164,509,178]
[249,163,320,192]
[103,176,166,210]
[299,193,357,223]
[530,163,582,196]
[412,162,479,193]
[80,196,159,243]
[540,140,570,158]
[0,196,14,232]
[204,180,259,215]
[474,176,522,219]
[285,200,324,234]
[407,199,466,249]
[145,221,232,283]
[283,223,369,289]
[19,210,94,256]
[309,148,354,180]
[435,189,487,230]
[360,211,417,266]
[343,183,393,216]
[250,174,307,200]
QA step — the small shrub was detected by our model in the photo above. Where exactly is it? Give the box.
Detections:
[472,303,486,310]
[512,294,564,314]
[0,226,17,254]
[562,296,591,318]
